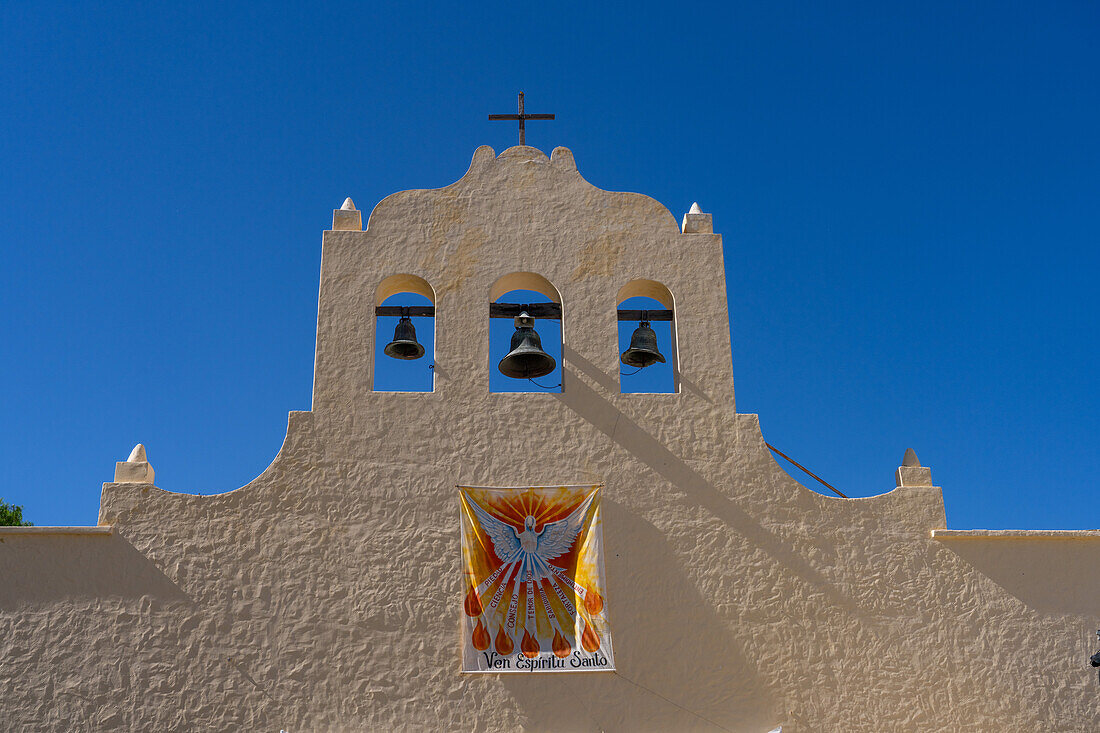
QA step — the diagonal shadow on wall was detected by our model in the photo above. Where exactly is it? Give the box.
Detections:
[557,348,863,618]
[0,532,192,609]
[501,500,779,731]
[939,538,1100,616]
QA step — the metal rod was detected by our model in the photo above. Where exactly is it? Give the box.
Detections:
[765,443,849,498]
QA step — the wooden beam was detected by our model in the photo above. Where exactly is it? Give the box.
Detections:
[489,303,562,319]
[374,306,436,317]
[617,309,673,321]
[375,305,674,321]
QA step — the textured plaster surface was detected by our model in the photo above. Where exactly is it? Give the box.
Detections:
[3,146,1099,731]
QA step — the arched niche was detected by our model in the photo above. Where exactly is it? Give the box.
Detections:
[489,272,563,394]
[376,273,436,305]
[617,279,678,394]
[373,274,436,393]
[489,272,561,304]
[616,279,673,309]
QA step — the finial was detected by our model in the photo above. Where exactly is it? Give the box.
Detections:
[896,448,932,487]
[332,197,363,231]
[681,202,713,234]
[115,443,155,484]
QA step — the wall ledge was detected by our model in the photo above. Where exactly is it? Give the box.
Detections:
[932,528,1100,539]
[0,526,113,535]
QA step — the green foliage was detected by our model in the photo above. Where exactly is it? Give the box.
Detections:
[0,499,32,526]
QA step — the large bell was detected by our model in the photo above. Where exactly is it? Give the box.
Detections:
[498,312,556,379]
[620,320,665,368]
[383,315,425,360]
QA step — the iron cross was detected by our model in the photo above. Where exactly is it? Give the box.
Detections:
[488,92,554,146]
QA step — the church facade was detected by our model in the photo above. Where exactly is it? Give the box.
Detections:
[2,145,1098,731]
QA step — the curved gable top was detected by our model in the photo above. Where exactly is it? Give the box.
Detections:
[364,145,683,238]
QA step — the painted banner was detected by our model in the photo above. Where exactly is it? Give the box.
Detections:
[459,484,614,673]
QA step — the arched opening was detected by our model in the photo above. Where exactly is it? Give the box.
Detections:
[373,274,436,392]
[617,279,677,394]
[489,272,563,393]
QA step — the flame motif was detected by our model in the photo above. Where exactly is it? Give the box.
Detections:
[460,485,611,672]
[472,618,490,650]
[464,585,484,617]
[552,629,572,658]
[494,626,514,655]
[581,619,601,653]
[520,629,541,658]
[584,588,604,615]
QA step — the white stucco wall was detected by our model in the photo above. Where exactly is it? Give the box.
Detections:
[2,145,1098,731]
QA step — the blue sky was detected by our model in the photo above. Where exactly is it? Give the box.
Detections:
[1,1,1097,528]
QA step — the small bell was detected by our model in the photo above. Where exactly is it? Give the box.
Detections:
[498,311,556,379]
[384,313,425,360]
[620,318,665,369]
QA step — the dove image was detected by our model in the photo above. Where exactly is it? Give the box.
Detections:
[459,485,613,673]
